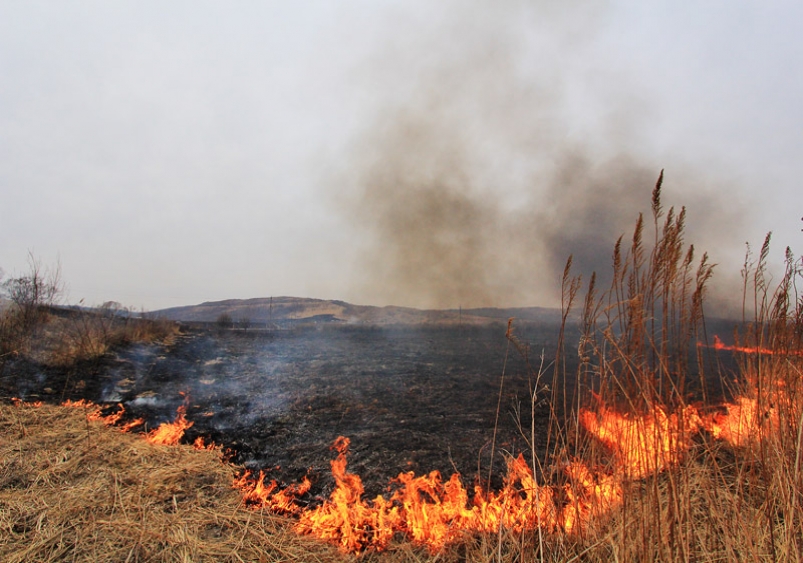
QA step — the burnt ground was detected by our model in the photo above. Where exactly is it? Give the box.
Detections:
[1,321,569,498]
[1,317,741,499]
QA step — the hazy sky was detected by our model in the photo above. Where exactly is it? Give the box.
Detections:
[2,1,802,311]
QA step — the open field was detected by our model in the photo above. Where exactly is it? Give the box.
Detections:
[2,185,802,560]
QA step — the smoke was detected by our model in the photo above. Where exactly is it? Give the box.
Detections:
[337,1,746,312]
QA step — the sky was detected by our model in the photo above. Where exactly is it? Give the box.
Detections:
[1,1,802,313]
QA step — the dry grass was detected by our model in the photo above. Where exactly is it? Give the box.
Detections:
[20,309,180,368]
[0,404,343,563]
[527,174,803,562]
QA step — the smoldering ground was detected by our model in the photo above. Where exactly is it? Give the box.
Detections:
[333,1,747,314]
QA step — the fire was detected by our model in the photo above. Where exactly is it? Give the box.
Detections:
[561,461,622,534]
[10,397,42,407]
[145,404,193,446]
[62,399,145,430]
[192,436,217,451]
[703,396,782,448]
[578,404,702,480]
[61,398,94,408]
[291,438,580,553]
[118,417,145,432]
[234,470,312,514]
[278,402,711,552]
[284,341,801,553]
[294,436,391,551]
[702,335,779,355]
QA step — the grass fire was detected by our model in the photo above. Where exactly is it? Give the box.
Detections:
[2,179,802,561]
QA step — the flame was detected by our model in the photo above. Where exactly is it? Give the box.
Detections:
[192,436,217,451]
[62,399,145,430]
[294,436,390,551]
[11,397,42,407]
[703,396,783,448]
[291,438,576,553]
[118,417,145,432]
[279,402,711,553]
[61,398,94,408]
[234,470,312,514]
[560,461,622,534]
[145,404,193,446]
[578,404,701,480]
[95,404,145,430]
[701,335,778,355]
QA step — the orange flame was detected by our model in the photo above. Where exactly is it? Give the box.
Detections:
[192,436,217,451]
[95,404,145,430]
[560,461,622,534]
[234,470,312,514]
[62,398,94,408]
[578,404,702,480]
[285,419,696,553]
[145,404,193,446]
[702,335,777,355]
[11,397,42,407]
[118,417,145,432]
[703,396,782,448]
[62,399,145,430]
[277,399,717,553]
[290,438,586,553]
[294,437,389,551]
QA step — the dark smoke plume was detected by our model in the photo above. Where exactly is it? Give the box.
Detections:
[338,2,745,312]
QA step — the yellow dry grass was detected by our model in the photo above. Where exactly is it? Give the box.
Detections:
[0,403,344,563]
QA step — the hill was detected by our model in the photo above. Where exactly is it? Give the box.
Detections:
[151,297,563,326]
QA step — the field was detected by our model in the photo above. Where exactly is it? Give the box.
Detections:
[2,183,802,561]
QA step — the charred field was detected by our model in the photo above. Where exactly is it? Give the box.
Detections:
[2,319,573,498]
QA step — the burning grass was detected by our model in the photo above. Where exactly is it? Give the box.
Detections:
[4,396,801,562]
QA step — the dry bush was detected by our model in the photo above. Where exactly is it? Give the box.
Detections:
[0,308,28,371]
[47,308,179,368]
[0,255,63,373]
[1,254,62,336]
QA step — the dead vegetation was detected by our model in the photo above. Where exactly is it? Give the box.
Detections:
[44,306,179,368]
[1,256,178,373]
[1,303,178,373]
[0,403,343,563]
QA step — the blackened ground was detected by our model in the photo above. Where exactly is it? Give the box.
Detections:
[1,322,564,497]
[1,318,740,499]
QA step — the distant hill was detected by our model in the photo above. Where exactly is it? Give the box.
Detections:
[151,297,564,326]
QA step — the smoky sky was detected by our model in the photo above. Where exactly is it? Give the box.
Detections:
[339,2,747,311]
